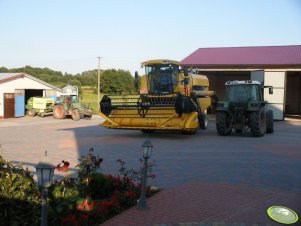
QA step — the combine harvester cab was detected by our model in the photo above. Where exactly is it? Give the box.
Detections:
[99,59,215,134]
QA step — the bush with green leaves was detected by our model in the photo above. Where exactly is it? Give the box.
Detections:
[0,148,157,226]
[0,155,41,226]
[47,148,157,225]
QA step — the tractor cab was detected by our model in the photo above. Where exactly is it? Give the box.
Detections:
[59,95,78,103]
[216,80,274,137]
[225,81,263,102]
[142,60,180,95]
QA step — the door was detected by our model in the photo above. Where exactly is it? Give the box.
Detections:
[15,89,25,117]
[264,71,286,120]
[4,93,15,118]
[285,72,301,115]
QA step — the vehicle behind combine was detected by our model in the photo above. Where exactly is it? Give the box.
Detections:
[99,59,216,134]
[216,80,274,137]
[26,97,54,117]
[53,85,92,120]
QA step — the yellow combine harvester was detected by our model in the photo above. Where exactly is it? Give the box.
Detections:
[99,59,215,134]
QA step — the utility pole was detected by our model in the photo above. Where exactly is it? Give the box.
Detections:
[97,57,101,105]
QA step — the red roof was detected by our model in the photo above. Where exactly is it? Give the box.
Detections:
[181,45,301,68]
[0,73,25,84]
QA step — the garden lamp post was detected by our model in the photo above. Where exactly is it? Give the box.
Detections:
[35,152,55,226]
[137,139,153,210]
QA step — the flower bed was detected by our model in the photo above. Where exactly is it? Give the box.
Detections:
[0,148,157,225]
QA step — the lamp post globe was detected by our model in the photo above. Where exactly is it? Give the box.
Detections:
[137,139,153,210]
[35,154,55,226]
[35,162,55,188]
[141,139,153,159]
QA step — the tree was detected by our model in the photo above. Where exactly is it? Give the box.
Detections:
[100,69,135,94]
[0,66,136,95]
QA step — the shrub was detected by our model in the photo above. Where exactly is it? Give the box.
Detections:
[0,155,41,226]
[0,148,157,226]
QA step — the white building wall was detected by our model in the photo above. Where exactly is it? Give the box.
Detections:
[0,76,61,117]
[264,71,286,120]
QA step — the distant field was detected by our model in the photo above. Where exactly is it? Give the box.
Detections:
[80,87,102,114]
[80,87,140,114]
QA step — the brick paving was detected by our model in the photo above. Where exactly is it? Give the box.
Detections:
[102,182,300,226]
[0,116,300,225]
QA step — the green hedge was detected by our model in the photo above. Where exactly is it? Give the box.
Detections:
[0,155,41,226]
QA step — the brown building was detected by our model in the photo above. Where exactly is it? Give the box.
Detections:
[181,45,301,120]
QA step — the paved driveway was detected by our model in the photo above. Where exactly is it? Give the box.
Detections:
[0,115,300,193]
[1,115,300,225]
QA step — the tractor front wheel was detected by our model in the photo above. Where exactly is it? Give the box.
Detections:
[199,113,208,130]
[216,111,232,135]
[266,110,274,133]
[249,108,265,137]
[71,109,80,121]
[53,105,65,119]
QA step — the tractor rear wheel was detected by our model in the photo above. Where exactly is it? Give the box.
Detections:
[216,111,232,135]
[266,110,274,133]
[27,109,36,117]
[249,108,265,137]
[53,105,65,119]
[71,109,80,121]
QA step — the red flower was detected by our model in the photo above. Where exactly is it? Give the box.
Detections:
[129,181,135,190]
[113,189,120,198]
[77,199,94,211]
[114,177,121,187]
[61,160,70,172]
[125,191,136,199]
[95,200,110,216]
[105,174,113,181]
[109,196,119,207]
[55,163,61,171]
[55,160,70,172]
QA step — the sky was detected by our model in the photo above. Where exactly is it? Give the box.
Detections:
[0,0,301,75]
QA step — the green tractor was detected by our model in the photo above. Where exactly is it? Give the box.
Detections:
[53,85,92,121]
[26,97,54,117]
[216,80,274,137]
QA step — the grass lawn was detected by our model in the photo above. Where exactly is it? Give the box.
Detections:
[80,88,103,114]
[80,86,140,114]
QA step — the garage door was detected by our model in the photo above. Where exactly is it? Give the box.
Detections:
[203,71,250,100]
[285,72,301,115]
[4,93,15,118]
[264,71,286,120]
[15,89,25,117]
